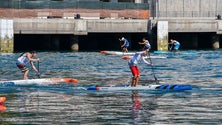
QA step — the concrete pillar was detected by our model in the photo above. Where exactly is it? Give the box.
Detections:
[42,35,51,49]
[0,19,14,53]
[70,35,79,51]
[51,35,60,50]
[110,0,118,3]
[192,34,198,49]
[135,0,143,3]
[157,21,168,51]
[211,35,220,49]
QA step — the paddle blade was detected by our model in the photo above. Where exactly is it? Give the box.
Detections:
[0,105,6,112]
[0,97,6,104]
[100,51,106,54]
[122,56,132,60]
[37,73,40,78]
[63,78,78,83]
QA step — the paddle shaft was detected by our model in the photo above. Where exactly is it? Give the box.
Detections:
[37,61,40,78]
[147,52,158,84]
[169,44,172,51]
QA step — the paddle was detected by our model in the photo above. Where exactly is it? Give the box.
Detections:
[37,61,40,78]
[119,40,126,55]
[168,43,173,51]
[147,52,159,84]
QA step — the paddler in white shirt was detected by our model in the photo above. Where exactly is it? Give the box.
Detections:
[128,50,153,87]
[138,37,151,52]
[16,51,40,80]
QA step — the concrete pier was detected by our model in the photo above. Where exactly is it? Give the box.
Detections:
[1,18,222,52]
[0,19,13,53]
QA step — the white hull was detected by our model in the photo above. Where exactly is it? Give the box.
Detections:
[100,50,135,55]
[100,51,166,59]
[98,85,160,91]
[0,78,78,86]
[86,84,192,91]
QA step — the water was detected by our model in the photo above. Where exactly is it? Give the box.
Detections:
[0,50,222,124]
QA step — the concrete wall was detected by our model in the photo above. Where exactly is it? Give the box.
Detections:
[13,19,149,35]
[13,18,221,35]
[157,0,222,17]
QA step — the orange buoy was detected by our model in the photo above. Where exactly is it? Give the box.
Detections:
[0,97,6,104]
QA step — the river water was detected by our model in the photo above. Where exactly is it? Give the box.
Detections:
[0,50,222,124]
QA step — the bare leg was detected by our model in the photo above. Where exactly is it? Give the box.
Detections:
[125,48,128,53]
[23,70,29,80]
[135,76,139,87]
[122,48,128,53]
[131,76,135,87]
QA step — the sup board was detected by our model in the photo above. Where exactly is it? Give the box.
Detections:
[100,50,135,55]
[85,84,192,91]
[0,78,78,86]
[122,55,167,60]
[154,51,200,55]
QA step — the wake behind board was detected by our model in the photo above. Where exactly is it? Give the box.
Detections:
[0,78,78,86]
[100,50,135,55]
[86,84,192,91]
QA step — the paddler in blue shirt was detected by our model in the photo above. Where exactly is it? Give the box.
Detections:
[169,39,180,51]
[128,50,153,87]
[119,37,130,53]
[16,51,40,80]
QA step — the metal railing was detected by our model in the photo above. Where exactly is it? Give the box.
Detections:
[158,11,222,18]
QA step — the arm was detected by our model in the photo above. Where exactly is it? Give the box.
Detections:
[30,61,39,73]
[138,40,147,45]
[121,40,126,47]
[138,41,145,45]
[141,56,151,65]
[26,53,39,62]
[168,41,173,45]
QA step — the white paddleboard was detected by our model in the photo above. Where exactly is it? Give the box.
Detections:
[100,50,135,55]
[0,78,78,86]
[86,84,192,91]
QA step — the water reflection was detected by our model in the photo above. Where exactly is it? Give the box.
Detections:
[131,91,141,123]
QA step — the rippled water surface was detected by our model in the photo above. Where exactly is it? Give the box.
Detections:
[1,50,222,124]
